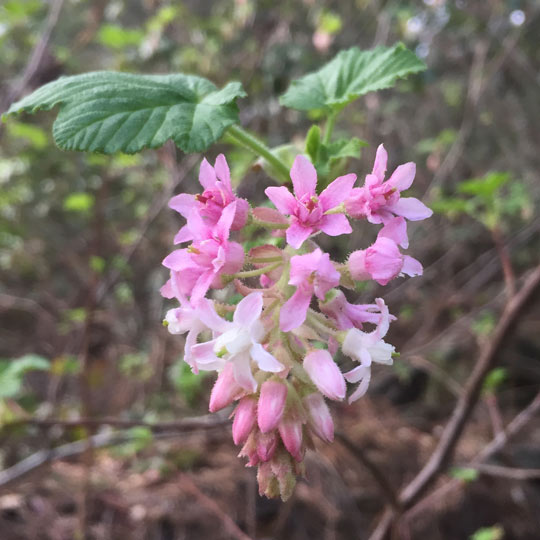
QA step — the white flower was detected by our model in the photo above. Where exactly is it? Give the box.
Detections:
[191,292,284,392]
[341,298,395,402]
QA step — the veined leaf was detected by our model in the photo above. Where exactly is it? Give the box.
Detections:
[280,43,426,112]
[4,72,246,154]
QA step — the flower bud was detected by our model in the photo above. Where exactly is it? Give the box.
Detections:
[257,380,287,433]
[278,418,304,462]
[238,432,259,466]
[303,392,334,442]
[256,431,278,462]
[232,397,257,445]
[303,350,346,401]
[209,363,243,412]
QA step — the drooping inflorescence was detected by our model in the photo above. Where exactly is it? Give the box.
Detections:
[161,147,432,500]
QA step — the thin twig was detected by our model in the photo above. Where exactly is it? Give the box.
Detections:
[368,265,540,540]
[0,0,64,115]
[335,432,400,512]
[464,463,540,481]
[2,413,229,433]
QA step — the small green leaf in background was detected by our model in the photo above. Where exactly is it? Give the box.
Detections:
[280,43,426,112]
[170,361,209,406]
[470,525,504,540]
[472,311,496,338]
[0,354,50,399]
[4,72,246,154]
[97,24,144,50]
[482,367,507,395]
[6,121,49,149]
[458,172,510,198]
[450,467,479,483]
[63,192,94,213]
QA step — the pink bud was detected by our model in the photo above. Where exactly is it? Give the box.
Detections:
[303,393,334,442]
[257,381,288,433]
[303,350,346,401]
[257,431,278,462]
[209,363,243,412]
[348,250,370,281]
[232,397,257,445]
[278,418,304,462]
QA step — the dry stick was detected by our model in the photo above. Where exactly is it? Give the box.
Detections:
[368,264,540,540]
[3,414,229,432]
[0,424,227,490]
[491,226,516,298]
[335,432,400,512]
[464,463,540,481]
[404,391,540,522]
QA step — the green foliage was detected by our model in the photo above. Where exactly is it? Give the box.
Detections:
[170,361,209,406]
[280,43,426,113]
[470,525,504,540]
[433,171,531,231]
[114,426,153,457]
[97,24,144,50]
[471,311,496,337]
[4,72,246,154]
[482,368,507,395]
[63,192,94,213]
[450,467,479,483]
[6,121,49,149]
[305,124,366,183]
[0,354,50,399]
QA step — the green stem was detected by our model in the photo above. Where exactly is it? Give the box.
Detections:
[247,255,284,264]
[252,218,289,230]
[226,124,290,183]
[231,261,282,279]
[323,110,338,145]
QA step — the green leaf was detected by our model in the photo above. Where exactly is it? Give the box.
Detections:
[97,24,144,49]
[470,525,504,540]
[63,192,94,213]
[458,172,510,198]
[280,43,426,112]
[4,72,246,154]
[0,355,50,399]
[483,367,507,394]
[450,467,479,483]
[305,125,322,163]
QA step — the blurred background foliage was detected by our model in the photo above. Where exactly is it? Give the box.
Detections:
[1,1,540,539]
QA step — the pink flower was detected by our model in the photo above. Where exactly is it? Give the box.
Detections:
[303,393,334,442]
[303,349,346,401]
[265,155,356,248]
[278,417,304,462]
[258,380,288,434]
[162,202,245,303]
[280,249,340,332]
[348,219,423,286]
[169,154,248,244]
[345,144,432,224]
[319,289,387,330]
[342,299,395,403]
[160,272,213,373]
[191,292,284,392]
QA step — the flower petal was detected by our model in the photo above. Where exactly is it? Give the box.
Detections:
[319,214,352,237]
[250,343,284,372]
[372,144,388,182]
[290,155,317,198]
[214,154,232,191]
[265,186,297,215]
[387,162,416,192]
[173,224,194,245]
[286,221,313,249]
[168,193,195,217]
[279,288,312,332]
[401,255,423,277]
[378,217,408,249]
[234,292,263,326]
[319,173,357,209]
[198,157,217,189]
[233,351,257,393]
[388,197,433,221]
[303,350,346,401]
[196,299,230,333]
[214,201,237,241]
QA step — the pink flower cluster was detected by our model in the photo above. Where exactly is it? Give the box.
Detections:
[161,147,431,500]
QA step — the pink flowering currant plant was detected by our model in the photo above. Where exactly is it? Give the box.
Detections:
[4,43,431,500]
